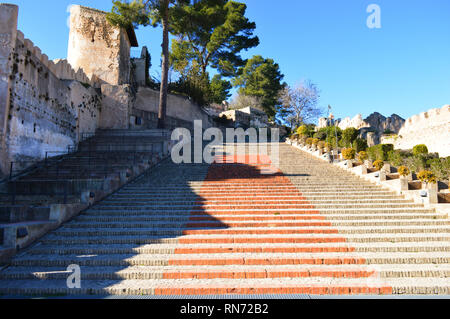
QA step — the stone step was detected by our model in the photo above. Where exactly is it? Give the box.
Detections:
[75,214,448,222]
[9,251,450,267]
[1,264,449,280]
[1,142,448,297]
[82,208,437,216]
[91,203,425,210]
[109,194,403,200]
[24,243,450,256]
[116,190,397,195]
[51,224,450,236]
[100,199,415,205]
[61,220,450,229]
[0,277,449,295]
[40,234,450,245]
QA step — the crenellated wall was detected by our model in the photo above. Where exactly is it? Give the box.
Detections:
[0,4,101,175]
[394,105,450,157]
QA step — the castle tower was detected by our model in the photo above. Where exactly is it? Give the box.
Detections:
[67,5,138,86]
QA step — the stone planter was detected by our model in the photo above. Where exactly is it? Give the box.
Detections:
[344,160,353,169]
[399,176,409,191]
[378,170,387,182]
[357,165,368,175]
[419,183,438,204]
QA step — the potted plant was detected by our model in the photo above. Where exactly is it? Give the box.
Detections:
[398,166,411,191]
[417,170,438,191]
[342,148,356,168]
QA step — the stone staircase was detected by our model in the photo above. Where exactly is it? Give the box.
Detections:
[0,129,171,263]
[0,143,448,296]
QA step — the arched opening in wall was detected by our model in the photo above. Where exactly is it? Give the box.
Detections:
[33,123,36,133]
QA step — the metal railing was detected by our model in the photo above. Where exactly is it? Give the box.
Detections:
[0,134,166,206]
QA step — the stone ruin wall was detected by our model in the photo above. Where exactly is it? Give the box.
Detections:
[0,4,101,175]
[4,31,101,170]
[67,5,133,86]
[393,105,450,157]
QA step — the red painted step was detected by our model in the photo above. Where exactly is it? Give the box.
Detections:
[158,154,393,295]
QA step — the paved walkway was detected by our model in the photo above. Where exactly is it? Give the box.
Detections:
[0,143,448,296]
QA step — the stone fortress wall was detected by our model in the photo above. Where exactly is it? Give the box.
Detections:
[0,4,213,176]
[0,4,100,175]
[390,105,450,157]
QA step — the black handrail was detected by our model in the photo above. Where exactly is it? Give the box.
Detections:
[0,131,168,205]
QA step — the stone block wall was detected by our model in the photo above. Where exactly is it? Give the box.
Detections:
[0,4,101,175]
[394,105,450,157]
[134,87,213,130]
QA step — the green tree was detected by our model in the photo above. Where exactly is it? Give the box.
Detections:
[233,55,285,118]
[209,74,232,103]
[170,0,259,78]
[352,138,368,153]
[108,0,189,129]
[342,128,359,147]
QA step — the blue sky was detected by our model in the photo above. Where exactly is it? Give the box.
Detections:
[7,0,450,120]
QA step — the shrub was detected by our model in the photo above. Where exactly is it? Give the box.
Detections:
[311,138,319,146]
[306,138,314,146]
[297,125,309,137]
[326,137,338,150]
[352,138,368,153]
[404,155,427,173]
[316,127,342,144]
[373,160,384,171]
[398,166,410,177]
[429,157,450,182]
[388,150,404,167]
[342,148,356,160]
[314,130,327,141]
[357,151,368,163]
[412,144,429,156]
[342,128,359,147]
[417,170,437,184]
[324,142,333,152]
[367,144,394,161]
[317,141,326,150]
